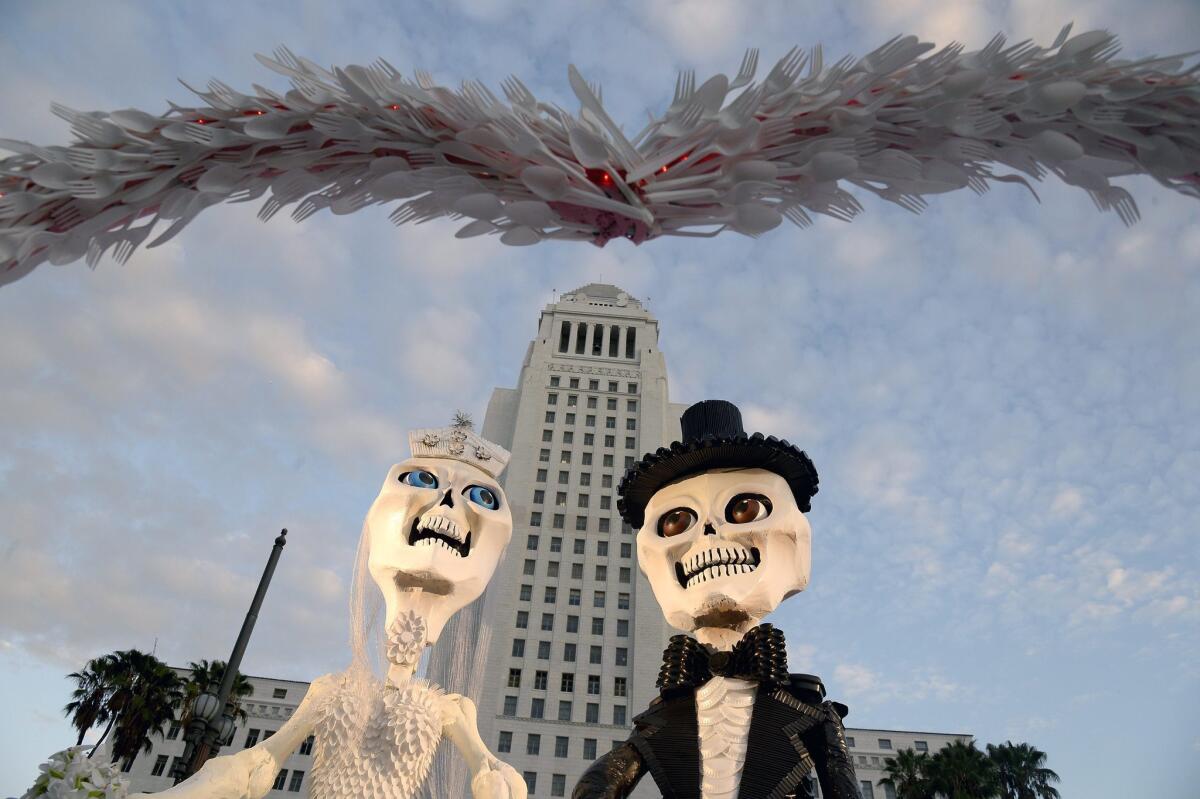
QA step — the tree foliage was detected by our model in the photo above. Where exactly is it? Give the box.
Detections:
[879,739,1059,799]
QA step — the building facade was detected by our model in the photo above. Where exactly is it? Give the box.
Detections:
[477,283,687,798]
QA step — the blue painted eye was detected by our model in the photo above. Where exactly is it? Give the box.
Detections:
[400,470,438,489]
[465,485,500,510]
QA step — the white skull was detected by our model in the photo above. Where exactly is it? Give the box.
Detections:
[637,467,811,634]
[365,456,512,644]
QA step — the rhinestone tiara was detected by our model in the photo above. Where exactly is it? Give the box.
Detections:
[407,426,511,478]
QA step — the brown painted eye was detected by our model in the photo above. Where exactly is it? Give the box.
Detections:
[725,494,772,524]
[657,508,698,538]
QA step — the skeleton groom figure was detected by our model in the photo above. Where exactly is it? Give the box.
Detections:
[154,421,526,799]
[574,400,858,799]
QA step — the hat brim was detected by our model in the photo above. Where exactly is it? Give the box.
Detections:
[617,433,818,529]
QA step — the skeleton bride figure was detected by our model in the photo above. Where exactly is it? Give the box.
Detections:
[154,422,526,799]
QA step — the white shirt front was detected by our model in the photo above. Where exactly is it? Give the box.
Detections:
[696,676,758,799]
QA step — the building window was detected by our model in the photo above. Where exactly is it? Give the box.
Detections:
[625,437,635,449]
[878,738,892,750]
[613,706,626,726]
[272,770,288,790]
[569,588,581,605]
[516,610,529,629]
[566,412,576,425]
[606,397,617,411]
[526,535,539,551]
[608,381,618,392]
[617,619,629,637]
[625,418,636,431]
[860,781,876,799]
[571,563,583,579]
[596,541,608,557]
[575,324,587,354]
[545,411,556,423]
[614,677,627,697]
[598,518,610,532]
[590,645,602,664]
[579,472,591,486]
[578,493,589,508]
[595,565,607,581]
[552,514,565,529]
[605,416,616,429]
[619,567,631,584]
[603,454,614,467]
[624,456,634,468]
[520,584,532,601]
[552,773,567,797]
[558,701,572,722]
[530,671,547,691]
[584,433,595,445]
[567,394,578,407]
[591,618,604,635]
[531,698,545,719]
[575,516,588,531]
[615,648,628,666]
[537,468,547,482]
[548,561,560,577]
[846,736,856,748]
[538,641,551,659]
[914,740,928,752]
[539,448,550,462]
[555,736,570,758]
[592,324,604,356]
[545,585,558,601]
[586,396,597,409]
[542,429,553,443]
[600,495,611,509]
[609,326,620,356]
[569,378,579,388]
[586,703,599,723]
[523,772,537,795]
[620,543,631,558]
[508,668,522,688]
[583,738,597,760]
[527,733,541,755]
[587,675,601,695]
[263,730,275,740]
[549,538,561,554]
[564,643,576,662]
[548,393,558,405]
[883,783,897,799]
[498,731,512,753]
[594,591,606,608]
[288,771,304,792]
[151,755,169,776]
[167,722,181,740]
[551,375,561,387]
[558,322,571,352]
[245,729,260,748]
[563,431,574,444]
[567,615,579,633]
[561,673,574,691]
[618,592,630,609]
[627,382,638,394]
[586,414,596,427]
[299,735,315,756]
[627,399,637,411]
[604,435,615,447]
[512,639,525,657]
[560,451,572,464]
[530,512,542,526]
[588,379,598,390]
[541,613,554,631]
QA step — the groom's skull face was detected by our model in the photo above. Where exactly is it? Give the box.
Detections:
[637,468,811,633]
[366,457,512,641]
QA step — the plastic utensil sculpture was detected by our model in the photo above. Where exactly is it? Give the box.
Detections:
[573,400,857,799]
[1,24,1198,286]
[149,421,526,799]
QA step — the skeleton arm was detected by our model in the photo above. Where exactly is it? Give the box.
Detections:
[139,673,338,799]
[571,740,645,799]
[800,701,861,799]
[440,693,528,799]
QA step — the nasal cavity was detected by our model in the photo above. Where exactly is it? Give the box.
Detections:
[703,522,717,536]
[439,490,454,508]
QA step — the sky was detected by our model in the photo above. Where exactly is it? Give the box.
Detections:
[0,1,1197,796]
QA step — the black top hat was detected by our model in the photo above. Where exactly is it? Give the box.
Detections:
[617,399,819,528]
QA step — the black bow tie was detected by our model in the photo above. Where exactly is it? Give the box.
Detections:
[656,624,790,693]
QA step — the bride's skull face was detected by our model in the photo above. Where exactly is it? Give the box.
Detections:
[366,456,512,643]
[637,468,811,633]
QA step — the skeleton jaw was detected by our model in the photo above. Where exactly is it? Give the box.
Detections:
[408,511,472,557]
[675,544,761,588]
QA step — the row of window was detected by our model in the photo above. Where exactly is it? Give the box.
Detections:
[543,414,638,431]
[519,585,630,608]
[507,670,627,696]
[538,438,637,459]
[145,754,304,792]
[841,736,926,752]
[529,491,617,510]
[525,536,631,559]
[515,612,631,636]
[522,559,632,583]
[556,321,638,360]
[546,394,638,413]
[549,376,638,394]
[498,736,626,795]
[502,695,627,725]
[529,512,629,534]
[512,640,628,666]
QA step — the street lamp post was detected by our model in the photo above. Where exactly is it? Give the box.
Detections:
[171,528,288,783]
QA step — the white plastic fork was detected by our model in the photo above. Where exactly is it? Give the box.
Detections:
[65,175,123,199]
[668,70,696,114]
[729,49,759,90]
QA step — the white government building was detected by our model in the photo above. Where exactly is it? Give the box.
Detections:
[103,285,972,798]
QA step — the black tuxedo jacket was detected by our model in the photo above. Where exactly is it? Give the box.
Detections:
[572,674,859,799]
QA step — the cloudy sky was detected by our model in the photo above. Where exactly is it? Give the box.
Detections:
[1,1,1198,796]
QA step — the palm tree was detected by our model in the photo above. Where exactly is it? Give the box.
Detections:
[926,740,999,799]
[880,747,934,799]
[64,655,119,745]
[987,741,1060,799]
[180,659,253,731]
[107,657,184,764]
